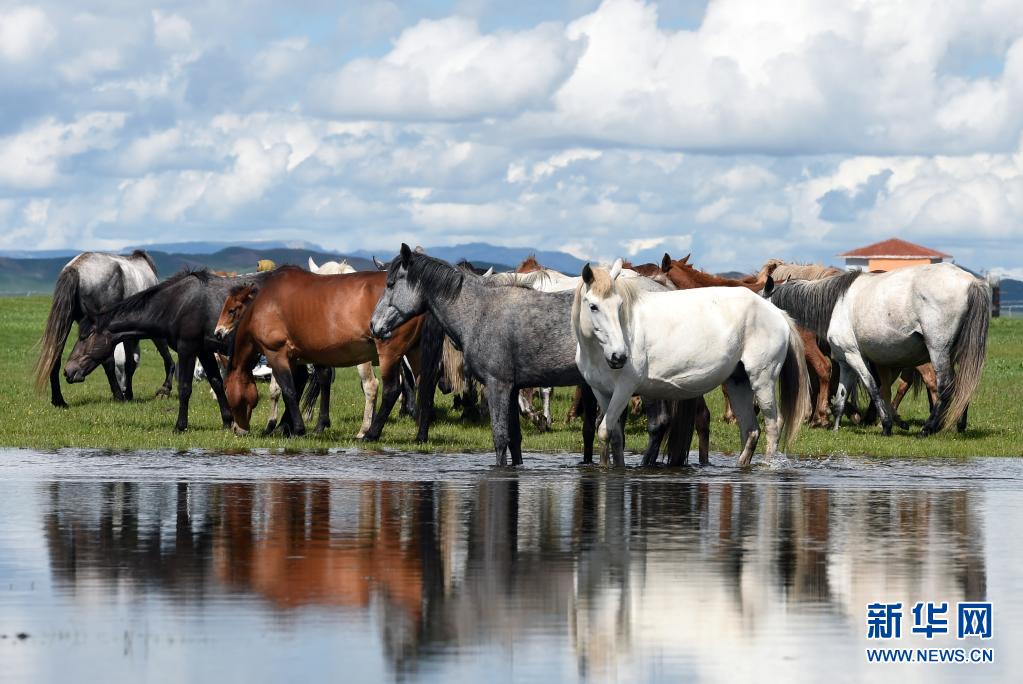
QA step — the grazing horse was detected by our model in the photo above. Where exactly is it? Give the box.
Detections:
[223,267,425,438]
[765,263,989,435]
[658,253,833,428]
[63,269,272,431]
[574,260,810,467]
[756,259,842,283]
[34,250,175,407]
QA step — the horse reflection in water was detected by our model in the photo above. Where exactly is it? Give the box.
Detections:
[41,477,988,678]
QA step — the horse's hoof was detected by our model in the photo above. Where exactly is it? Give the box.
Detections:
[173,425,188,434]
[52,400,69,409]
[897,420,909,431]
[232,423,249,437]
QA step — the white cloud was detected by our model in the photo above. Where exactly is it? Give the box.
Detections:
[0,6,56,62]
[309,17,584,120]
[152,10,193,52]
[0,113,126,189]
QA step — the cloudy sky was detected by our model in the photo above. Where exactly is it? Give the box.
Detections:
[2,0,1023,274]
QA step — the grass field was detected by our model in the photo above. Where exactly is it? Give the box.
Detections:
[1,294,1021,458]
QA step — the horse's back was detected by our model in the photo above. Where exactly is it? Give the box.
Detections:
[63,251,158,317]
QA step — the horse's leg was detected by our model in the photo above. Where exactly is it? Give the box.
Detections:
[831,362,856,431]
[720,385,736,423]
[198,349,233,429]
[313,366,333,434]
[398,357,417,419]
[695,396,711,465]
[804,336,832,427]
[268,357,305,437]
[356,362,378,439]
[920,349,955,437]
[565,386,583,424]
[724,375,758,467]
[507,386,524,466]
[541,387,553,431]
[173,348,198,433]
[580,385,597,465]
[153,338,175,397]
[485,380,513,466]
[890,369,913,413]
[599,385,633,469]
[956,404,969,433]
[590,386,612,467]
[102,353,126,402]
[749,369,781,459]
[361,354,402,441]
[264,376,281,434]
[844,353,893,436]
[875,366,904,431]
[640,398,670,467]
[122,339,139,401]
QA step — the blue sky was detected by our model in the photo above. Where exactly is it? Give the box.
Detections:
[1,0,1023,275]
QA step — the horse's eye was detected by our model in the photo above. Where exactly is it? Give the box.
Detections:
[589,304,598,312]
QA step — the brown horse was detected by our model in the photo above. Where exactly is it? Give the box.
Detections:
[656,253,832,429]
[223,267,423,437]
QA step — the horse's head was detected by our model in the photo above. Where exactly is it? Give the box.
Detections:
[215,284,259,340]
[225,366,259,435]
[371,243,433,339]
[64,319,114,383]
[579,258,629,369]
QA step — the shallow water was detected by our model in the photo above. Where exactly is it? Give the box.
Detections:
[1,449,1021,683]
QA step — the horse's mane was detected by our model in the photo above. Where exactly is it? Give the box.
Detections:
[761,259,841,282]
[129,249,158,276]
[517,254,543,272]
[455,259,487,276]
[397,253,465,300]
[486,269,552,289]
[768,271,861,337]
[573,266,643,331]
[91,268,210,328]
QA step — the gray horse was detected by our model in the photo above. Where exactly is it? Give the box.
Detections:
[34,250,175,407]
[370,244,692,467]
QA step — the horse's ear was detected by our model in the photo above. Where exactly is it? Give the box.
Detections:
[244,286,260,302]
[414,245,425,254]
[400,243,413,267]
[373,256,386,270]
[680,253,690,265]
[763,275,775,298]
[482,267,494,277]
[308,257,318,272]
[582,263,594,285]
[661,253,672,272]
[610,258,623,281]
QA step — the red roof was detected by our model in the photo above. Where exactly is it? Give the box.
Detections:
[838,238,951,259]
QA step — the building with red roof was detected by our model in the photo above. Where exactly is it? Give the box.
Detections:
[838,237,952,272]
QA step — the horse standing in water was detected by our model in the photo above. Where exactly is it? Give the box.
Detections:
[371,245,693,467]
[223,267,426,438]
[574,260,810,467]
[765,263,989,436]
[657,253,833,428]
[63,269,272,432]
[34,250,175,407]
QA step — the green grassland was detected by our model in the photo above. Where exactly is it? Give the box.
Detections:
[1,295,1021,457]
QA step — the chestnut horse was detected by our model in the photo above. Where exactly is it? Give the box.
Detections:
[224,267,424,437]
[658,254,833,428]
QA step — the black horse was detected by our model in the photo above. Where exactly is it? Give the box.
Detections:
[64,269,271,432]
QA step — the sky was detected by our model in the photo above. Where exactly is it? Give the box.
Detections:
[1,0,1023,275]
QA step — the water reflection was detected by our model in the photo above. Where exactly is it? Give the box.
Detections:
[39,473,991,678]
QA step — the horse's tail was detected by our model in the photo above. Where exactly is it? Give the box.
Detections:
[442,336,466,396]
[34,267,80,393]
[779,317,811,449]
[943,279,991,430]
[300,366,333,416]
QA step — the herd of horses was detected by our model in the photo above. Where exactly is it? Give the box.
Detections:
[36,243,991,467]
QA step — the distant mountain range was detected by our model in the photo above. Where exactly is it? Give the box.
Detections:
[350,242,588,275]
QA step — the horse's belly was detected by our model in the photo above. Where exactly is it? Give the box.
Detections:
[858,336,929,367]
[637,368,729,401]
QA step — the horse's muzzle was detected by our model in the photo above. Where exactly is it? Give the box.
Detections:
[607,353,627,370]
[64,368,85,383]
[370,322,392,340]
[213,327,227,341]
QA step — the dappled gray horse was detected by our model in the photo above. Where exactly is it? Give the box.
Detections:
[369,244,692,467]
[34,250,175,407]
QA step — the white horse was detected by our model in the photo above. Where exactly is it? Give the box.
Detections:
[765,263,989,436]
[305,257,379,437]
[573,259,809,467]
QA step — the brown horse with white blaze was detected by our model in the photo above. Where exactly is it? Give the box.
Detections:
[223,267,424,438]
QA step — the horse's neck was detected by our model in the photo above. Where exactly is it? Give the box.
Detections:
[107,287,180,339]
[424,282,478,350]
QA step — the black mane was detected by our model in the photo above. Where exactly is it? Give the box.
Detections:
[768,271,861,337]
[393,253,464,301]
[95,268,210,325]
